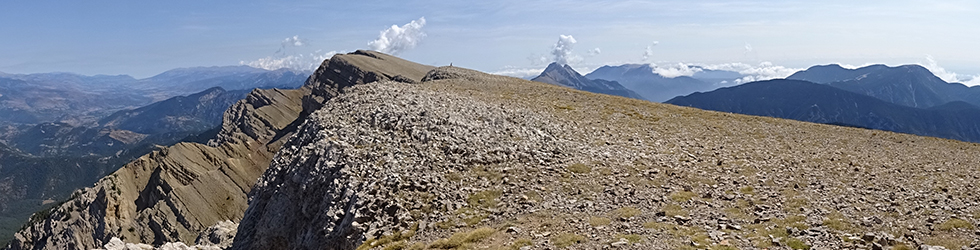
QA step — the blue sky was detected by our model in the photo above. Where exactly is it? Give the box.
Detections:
[1,0,979,83]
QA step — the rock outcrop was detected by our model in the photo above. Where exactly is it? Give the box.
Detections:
[233,64,980,249]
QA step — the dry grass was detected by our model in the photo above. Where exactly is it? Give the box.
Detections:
[614,207,642,219]
[662,204,688,217]
[428,227,496,249]
[467,190,502,209]
[923,233,973,250]
[613,234,644,244]
[669,191,698,202]
[551,233,586,248]
[935,218,974,231]
[822,212,854,233]
[567,163,591,174]
[588,216,611,227]
[785,237,811,250]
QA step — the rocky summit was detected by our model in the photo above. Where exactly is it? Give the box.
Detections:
[10,51,980,250]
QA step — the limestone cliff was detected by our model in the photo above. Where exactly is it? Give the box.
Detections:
[4,50,433,250]
[4,87,305,250]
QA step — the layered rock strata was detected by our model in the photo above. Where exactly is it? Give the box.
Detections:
[5,50,432,250]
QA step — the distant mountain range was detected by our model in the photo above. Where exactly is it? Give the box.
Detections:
[98,87,249,135]
[669,65,980,143]
[4,87,249,157]
[0,66,308,128]
[0,86,257,245]
[788,64,980,108]
[0,66,309,244]
[585,64,739,102]
[531,63,644,99]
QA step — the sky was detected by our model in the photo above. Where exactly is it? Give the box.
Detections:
[1,0,979,84]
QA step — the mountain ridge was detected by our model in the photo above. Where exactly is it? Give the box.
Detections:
[788,64,980,108]
[227,60,980,250]
[666,79,980,143]
[5,50,434,250]
[531,62,644,100]
[585,64,720,102]
[7,53,980,250]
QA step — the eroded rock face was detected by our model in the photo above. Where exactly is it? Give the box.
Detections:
[4,50,432,250]
[302,50,434,117]
[5,87,306,250]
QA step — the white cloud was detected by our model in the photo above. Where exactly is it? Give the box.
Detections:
[645,61,797,81]
[368,17,427,55]
[923,55,980,86]
[699,62,801,84]
[551,35,579,65]
[651,63,702,78]
[641,41,659,61]
[965,76,980,87]
[587,47,601,56]
[241,35,337,71]
[274,35,306,55]
[283,35,303,47]
[491,66,545,79]
[241,50,338,71]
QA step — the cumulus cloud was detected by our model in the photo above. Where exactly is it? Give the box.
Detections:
[587,48,601,56]
[239,35,338,71]
[923,55,980,86]
[241,50,338,71]
[274,35,305,54]
[641,41,659,61]
[651,63,702,78]
[551,35,579,65]
[491,66,546,79]
[642,61,799,83]
[283,35,303,47]
[368,17,427,55]
[681,62,801,84]
[965,76,980,86]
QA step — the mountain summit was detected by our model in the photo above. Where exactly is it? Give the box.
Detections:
[531,63,644,100]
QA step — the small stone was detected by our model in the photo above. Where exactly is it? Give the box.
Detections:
[863,232,876,242]
[610,238,629,248]
[674,215,691,224]
[719,239,731,246]
[770,235,782,246]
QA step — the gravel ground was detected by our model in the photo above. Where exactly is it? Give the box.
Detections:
[233,66,980,250]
